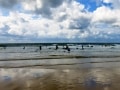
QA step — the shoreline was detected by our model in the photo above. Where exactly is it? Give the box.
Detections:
[0,55,120,61]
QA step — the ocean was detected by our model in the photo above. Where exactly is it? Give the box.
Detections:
[0,43,120,90]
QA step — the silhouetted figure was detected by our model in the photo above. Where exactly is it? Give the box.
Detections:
[39,46,42,50]
[76,47,79,49]
[67,47,70,52]
[66,45,70,52]
[55,45,58,50]
[66,45,68,49]
[82,45,84,50]
[23,46,25,49]
[87,45,89,47]
[91,45,93,47]
[48,47,51,49]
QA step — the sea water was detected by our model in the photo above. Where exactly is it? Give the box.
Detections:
[0,44,120,90]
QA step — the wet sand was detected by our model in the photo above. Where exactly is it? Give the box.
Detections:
[0,68,120,90]
[1,59,120,90]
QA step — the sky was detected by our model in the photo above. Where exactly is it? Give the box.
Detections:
[0,0,120,43]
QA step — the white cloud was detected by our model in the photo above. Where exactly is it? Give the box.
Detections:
[89,5,120,40]
[102,0,112,3]
[0,12,83,39]
[102,0,120,9]
[0,0,120,42]
[92,6,120,26]
[0,0,91,42]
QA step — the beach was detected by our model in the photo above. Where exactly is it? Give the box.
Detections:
[0,44,120,90]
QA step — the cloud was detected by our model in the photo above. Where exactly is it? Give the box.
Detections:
[51,0,92,34]
[110,0,120,9]
[0,0,120,42]
[92,6,120,26]
[0,0,65,17]
[6,12,84,39]
[69,17,91,30]
[89,5,120,41]
[21,0,65,18]
[102,0,111,3]
[0,12,71,39]
[0,0,19,8]
[101,0,120,9]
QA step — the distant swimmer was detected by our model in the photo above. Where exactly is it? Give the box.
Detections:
[55,45,58,50]
[76,47,79,49]
[82,45,84,50]
[91,45,93,47]
[66,45,70,52]
[67,47,70,52]
[39,46,42,50]
[23,46,25,49]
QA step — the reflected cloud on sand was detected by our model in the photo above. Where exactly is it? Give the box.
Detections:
[0,68,120,90]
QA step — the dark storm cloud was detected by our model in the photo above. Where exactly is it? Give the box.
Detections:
[0,0,19,8]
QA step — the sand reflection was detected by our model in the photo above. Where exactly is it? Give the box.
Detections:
[0,68,120,90]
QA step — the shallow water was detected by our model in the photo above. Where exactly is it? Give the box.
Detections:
[0,44,120,90]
